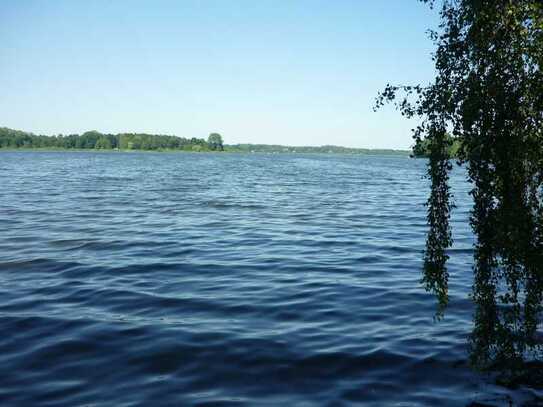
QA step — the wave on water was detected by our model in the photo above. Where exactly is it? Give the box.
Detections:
[0,152,541,406]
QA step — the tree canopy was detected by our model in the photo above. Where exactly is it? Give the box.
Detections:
[207,133,224,151]
[0,127,220,152]
[377,0,543,380]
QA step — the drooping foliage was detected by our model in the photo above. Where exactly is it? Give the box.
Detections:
[376,0,543,376]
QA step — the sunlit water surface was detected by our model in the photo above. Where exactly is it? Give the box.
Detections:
[0,152,541,406]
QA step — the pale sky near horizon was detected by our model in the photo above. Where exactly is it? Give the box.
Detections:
[1,1,440,149]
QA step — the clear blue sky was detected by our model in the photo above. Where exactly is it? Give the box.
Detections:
[1,1,439,149]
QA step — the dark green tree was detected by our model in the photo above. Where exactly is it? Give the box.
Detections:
[207,133,224,151]
[376,0,543,381]
[95,136,112,149]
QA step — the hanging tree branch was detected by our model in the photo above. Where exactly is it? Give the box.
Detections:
[376,0,543,379]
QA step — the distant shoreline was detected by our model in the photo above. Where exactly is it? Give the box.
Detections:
[223,144,409,156]
[0,147,410,156]
[0,126,410,156]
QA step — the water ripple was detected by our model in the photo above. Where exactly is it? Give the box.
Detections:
[0,151,541,406]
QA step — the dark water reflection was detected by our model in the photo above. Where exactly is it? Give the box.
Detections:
[0,152,541,406]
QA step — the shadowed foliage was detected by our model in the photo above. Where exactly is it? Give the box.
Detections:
[376,0,543,381]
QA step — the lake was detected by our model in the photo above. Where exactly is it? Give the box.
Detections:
[0,151,541,406]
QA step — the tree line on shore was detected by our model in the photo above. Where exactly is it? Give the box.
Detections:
[225,143,407,155]
[0,127,410,155]
[0,127,224,151]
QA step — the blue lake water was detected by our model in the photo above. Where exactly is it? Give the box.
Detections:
[0,151,541,406]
